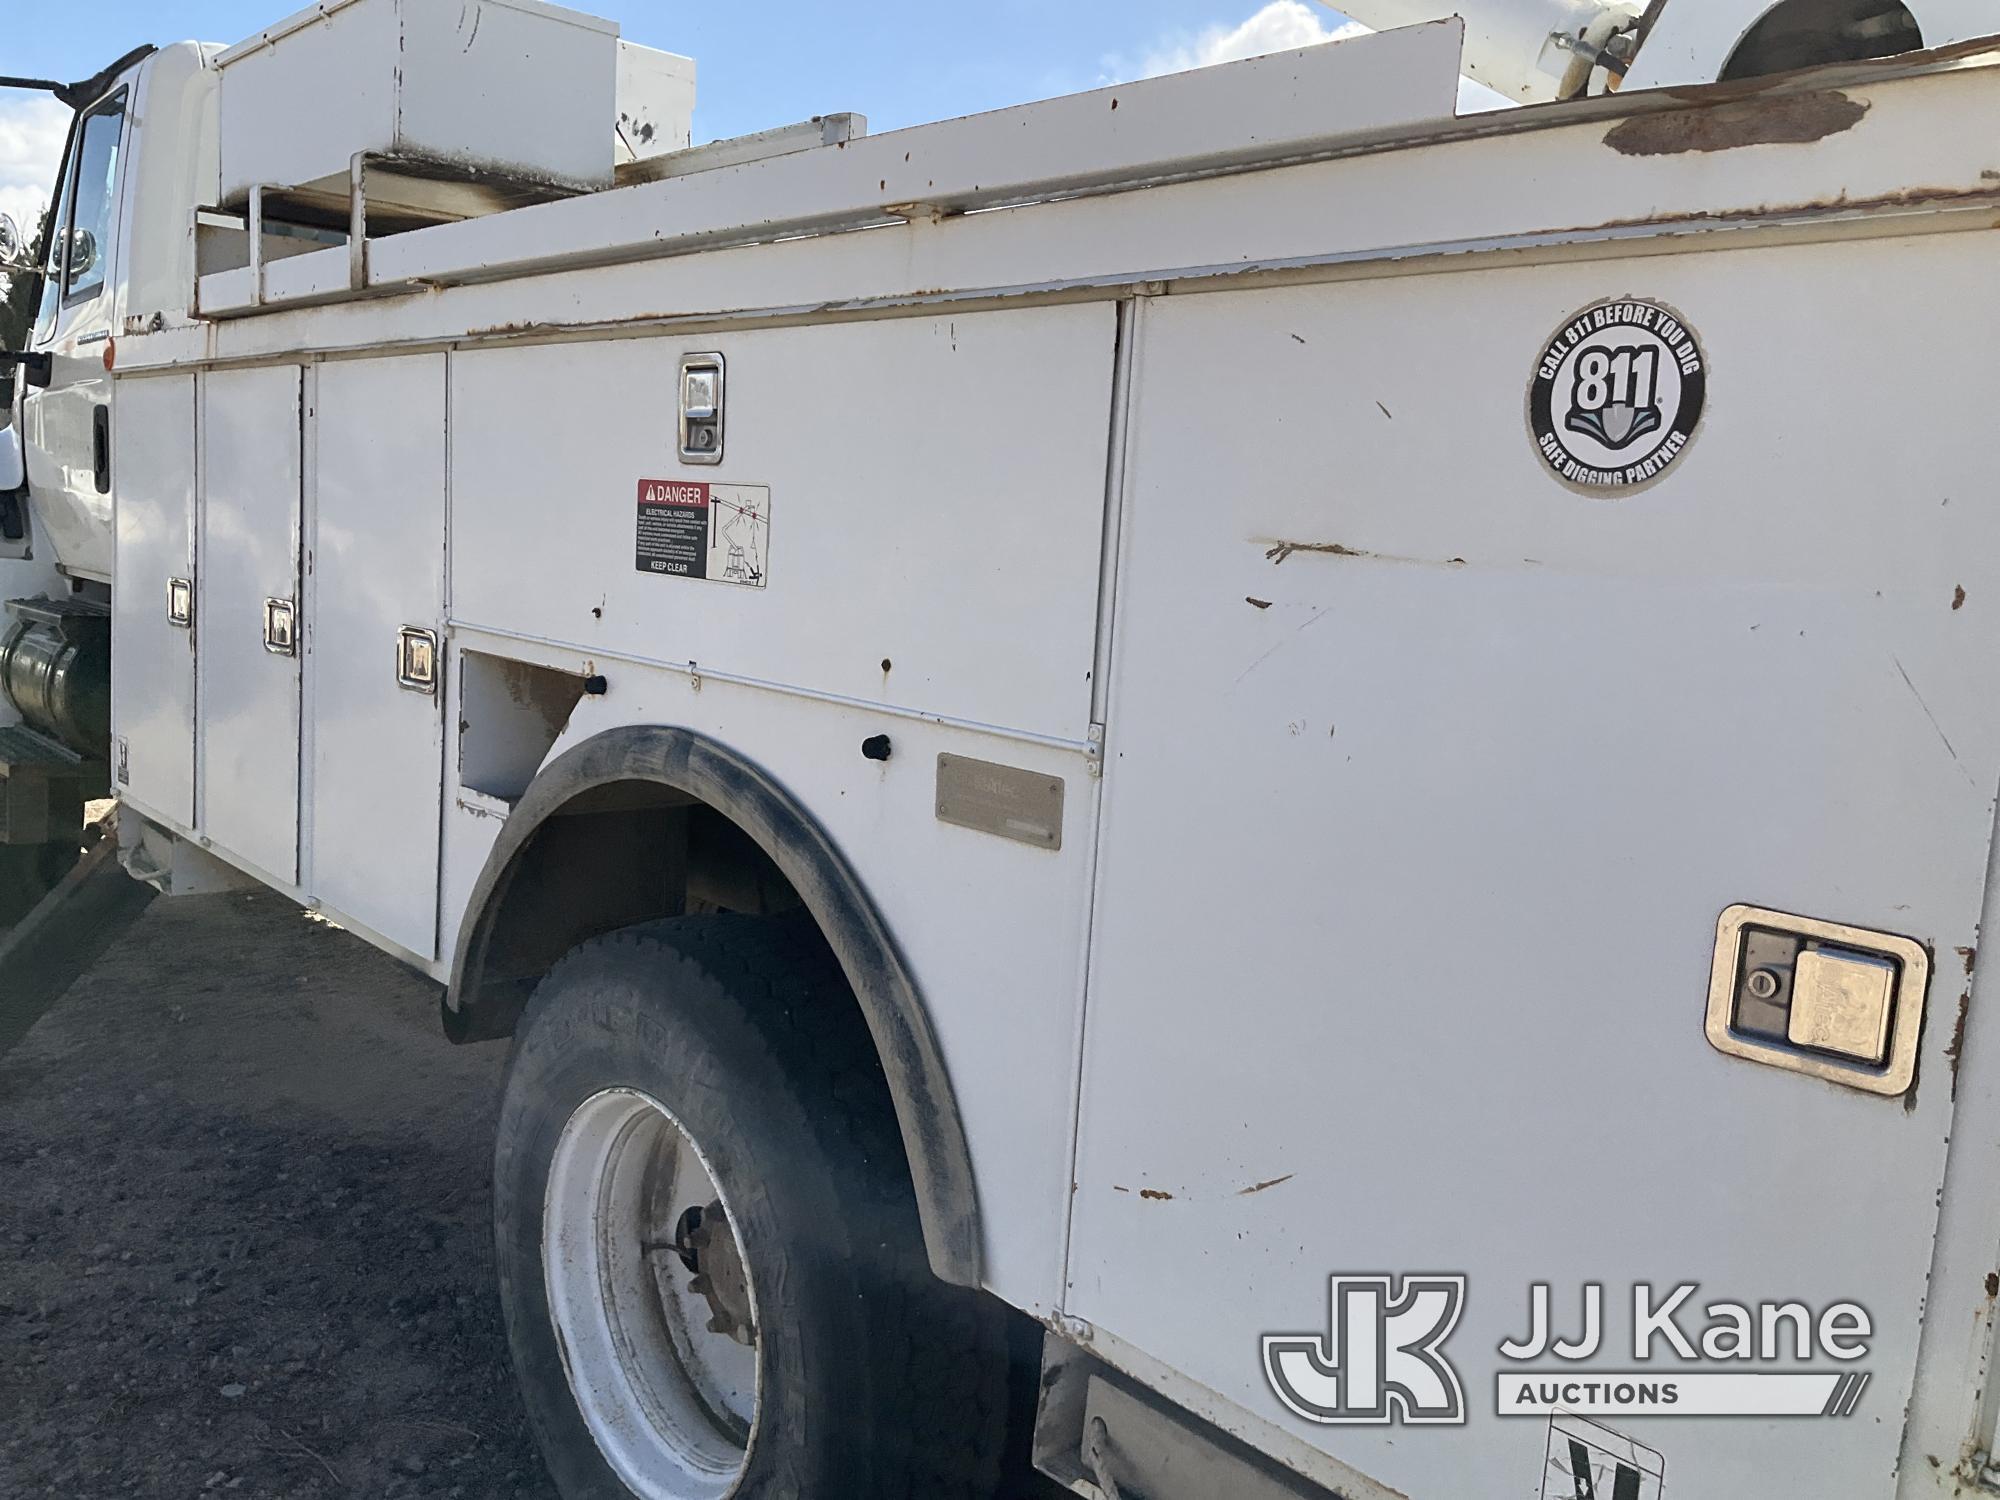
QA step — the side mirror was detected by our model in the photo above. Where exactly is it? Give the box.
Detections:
[0,424,23,493]
[63,226,97,280]
[0,353,52,391]
[0,214,27,273]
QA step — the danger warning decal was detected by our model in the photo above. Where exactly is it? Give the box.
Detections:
[1529,299,1706,497]
[636,481,771,588]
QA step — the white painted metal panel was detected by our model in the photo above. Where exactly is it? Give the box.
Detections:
[616,41,696,163]
[199,365,302,884]
[170,56,2000,372]
[190,21,1463,316]
[308,354,446,958]
[450,307,1116,744]
[1071,237,2000,1500]
[111,375,197,826]
[216,0,617,204]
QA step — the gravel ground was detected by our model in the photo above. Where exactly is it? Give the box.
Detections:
[0,891,560,1499]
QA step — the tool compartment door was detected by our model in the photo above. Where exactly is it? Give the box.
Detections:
[306,354,446,958]
[1070,236,2000,1499]
[111,375,196,825]
[198,366,302,885]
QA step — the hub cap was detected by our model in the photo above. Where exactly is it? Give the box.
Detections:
[543,1088,759,1499]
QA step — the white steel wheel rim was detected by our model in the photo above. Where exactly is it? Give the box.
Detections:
[543,1087,760,1500]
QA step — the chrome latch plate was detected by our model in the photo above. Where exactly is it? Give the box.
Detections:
[678,353,725,465]
[1706,905,1929,1097]
[396,626,440,695]
[262,597,297,656]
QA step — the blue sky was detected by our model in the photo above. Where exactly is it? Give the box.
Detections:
[0,1,1476,230]
[10,1,1355,132]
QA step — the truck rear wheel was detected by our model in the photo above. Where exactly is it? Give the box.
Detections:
[493,914,1010,1500]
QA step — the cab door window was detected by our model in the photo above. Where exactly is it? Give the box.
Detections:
[29,126,80,344]
[60,92,127,307]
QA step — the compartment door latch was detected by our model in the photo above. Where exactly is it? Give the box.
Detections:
[1706,905,1930,1097]
[678,353,725,465]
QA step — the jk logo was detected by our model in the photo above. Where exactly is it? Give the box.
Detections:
[1263,1275,1467,1426]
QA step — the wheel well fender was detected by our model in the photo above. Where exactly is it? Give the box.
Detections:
[445,724,983,1288]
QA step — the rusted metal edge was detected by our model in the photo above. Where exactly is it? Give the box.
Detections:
[126,182,2000,378]
[184,39,2000,328]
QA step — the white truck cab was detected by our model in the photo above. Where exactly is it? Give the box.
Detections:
[8,3,2000,1498]
[8,44,217,582]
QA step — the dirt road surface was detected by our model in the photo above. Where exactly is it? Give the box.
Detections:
[0,891,560,1499]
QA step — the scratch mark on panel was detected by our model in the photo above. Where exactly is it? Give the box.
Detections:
[1894,656,1975,788]
[1235,608,1330,685]
[1239,1175,1295,1197]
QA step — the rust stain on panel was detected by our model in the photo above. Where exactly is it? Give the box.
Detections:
[1267,541,1370,565]
[1264,540,1468,570]
[1604,92,1868,157]
[1948,988,1973,1100]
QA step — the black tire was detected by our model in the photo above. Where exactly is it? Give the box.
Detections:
[494,913,1011,1500]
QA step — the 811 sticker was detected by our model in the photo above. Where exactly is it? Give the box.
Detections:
[1529,299,1706,496]
[636,480,771,588]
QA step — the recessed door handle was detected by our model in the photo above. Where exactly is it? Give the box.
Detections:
[92,406,110,494]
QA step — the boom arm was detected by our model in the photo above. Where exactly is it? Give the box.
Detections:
[1320,0,1650,103]
[1327,0,1952,105]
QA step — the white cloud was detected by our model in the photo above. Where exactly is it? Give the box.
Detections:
[1126,1,1366,79]
[1108,2,1514,112]
[0,95,69,240]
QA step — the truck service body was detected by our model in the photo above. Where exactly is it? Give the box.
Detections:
[6,1,2000,1496]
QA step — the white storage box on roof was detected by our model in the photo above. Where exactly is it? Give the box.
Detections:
[216,0,620,208]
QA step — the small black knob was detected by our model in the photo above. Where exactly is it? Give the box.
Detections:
[583,675,609,697]
[861,735,893,762]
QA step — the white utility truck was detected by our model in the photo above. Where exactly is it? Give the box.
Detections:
[6,1,2000,1496]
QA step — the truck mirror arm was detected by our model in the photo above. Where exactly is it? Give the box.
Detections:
[0,353,52,391]
[0,43,156,110]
